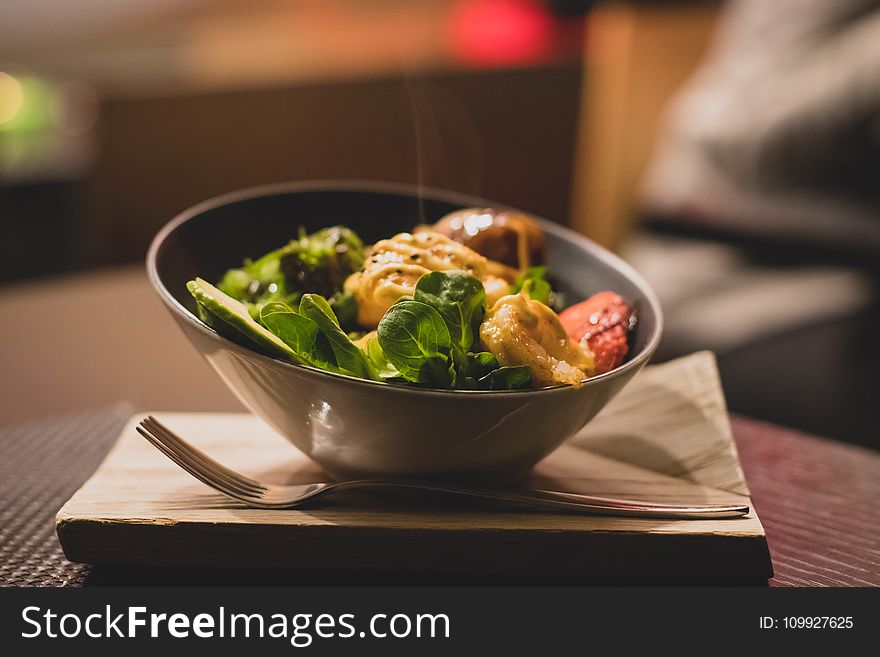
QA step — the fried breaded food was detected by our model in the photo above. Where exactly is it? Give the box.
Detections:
[344,231,510,328]
[479,293,596,387]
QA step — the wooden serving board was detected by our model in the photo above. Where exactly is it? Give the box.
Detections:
[57,352,772,583]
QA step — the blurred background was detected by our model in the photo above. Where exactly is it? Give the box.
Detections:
[1,0,878,449]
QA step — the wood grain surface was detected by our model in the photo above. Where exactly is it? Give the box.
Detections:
[56,353,772,582]
[733,417,880,587]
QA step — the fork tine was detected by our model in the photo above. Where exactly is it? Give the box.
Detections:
[135,426,259,504]
[142,416,265,493]
[139,419,264,498]
[138,420,264,498]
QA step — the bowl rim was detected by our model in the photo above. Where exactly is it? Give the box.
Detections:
[146,179,664,398]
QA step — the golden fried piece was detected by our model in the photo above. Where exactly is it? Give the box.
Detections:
[479,293,596,387]
[344,231,511,328]
[419,208,546,270]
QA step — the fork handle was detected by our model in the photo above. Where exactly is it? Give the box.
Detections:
[330,480,750,520]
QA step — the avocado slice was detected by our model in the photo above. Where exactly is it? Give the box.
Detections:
[187,277,299,363]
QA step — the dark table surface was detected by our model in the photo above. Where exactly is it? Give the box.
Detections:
[1,407,878,587]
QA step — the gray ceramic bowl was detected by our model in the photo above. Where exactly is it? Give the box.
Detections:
[147,181,663,483]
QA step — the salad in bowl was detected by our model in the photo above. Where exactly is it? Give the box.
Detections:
[148,182,660,481]
[187,208,636,392]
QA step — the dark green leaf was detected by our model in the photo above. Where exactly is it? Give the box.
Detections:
[280,226,365,298]
[217,244,293,308]
[413,271,486,354]
[259,302,336,369]
[465,351,500,379]
[297,294,374,379]
[377,300,454,387]
[216,225,364,310]
[477,366,532,390]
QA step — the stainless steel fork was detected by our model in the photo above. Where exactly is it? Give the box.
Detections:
[135,416,749,519]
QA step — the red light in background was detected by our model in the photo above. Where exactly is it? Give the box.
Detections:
[449,0,556,67]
